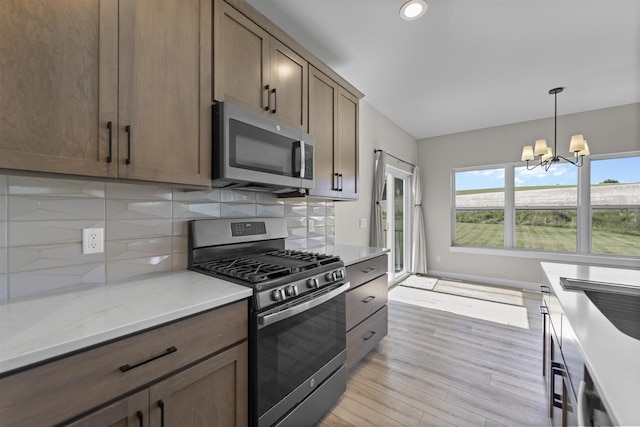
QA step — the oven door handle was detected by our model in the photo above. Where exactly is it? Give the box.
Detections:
[258,282,350,329]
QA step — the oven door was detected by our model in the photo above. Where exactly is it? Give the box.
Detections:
[252,282,349,427]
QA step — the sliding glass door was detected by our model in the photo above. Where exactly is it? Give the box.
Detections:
[382,166,412,284]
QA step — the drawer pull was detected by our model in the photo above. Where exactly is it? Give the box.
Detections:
[540,285,550,294]
[158,400,165,427]
[539,305,549,315]
[106,121,113,163]
[363,331,376,341]
[119,346,177,372]
[362,267,376,274]
[136,410,143,427]
[362,296,376,303]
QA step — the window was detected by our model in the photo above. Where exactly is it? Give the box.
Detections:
[515,164,577,252]
[452,153,640,258]
[590,156,640,256]
[454,169,505,247]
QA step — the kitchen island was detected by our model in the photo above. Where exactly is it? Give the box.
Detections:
[541,262,640,426]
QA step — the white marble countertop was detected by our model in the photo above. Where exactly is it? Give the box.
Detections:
[0,271,252,375]
[324,244,389,266]
[541,262,640,426]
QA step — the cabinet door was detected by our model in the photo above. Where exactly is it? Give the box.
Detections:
[336,87,359,199]
[308,66,338,198]
[149,342,248,427]
[0,0,117,178]
[269,39,308,131]
[213,2,269,114]
[65,390,149,427]
[118,0,212,186]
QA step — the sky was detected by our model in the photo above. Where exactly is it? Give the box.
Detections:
[455,156,639,191]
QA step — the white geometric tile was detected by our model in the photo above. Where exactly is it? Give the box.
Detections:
[8,175,105,198]
[172,202,220,219]
[287,227,307,239]
[220,203,256,218]
[0,175,7,194]
[172,219,191,237]
[9,244,104,273]
[0,194,6,221]
[0,222,5,247]
[284,204,307,218]
[257,203,285,218]
[106,237,172,261]
[173,188,222,203]
[106,200,172,220]
[172,235,188,256]
[221,189,256,203]
[307,236,326,249]
[326,235,335,246]
[9,263,106,299]
[308,225,326,238]
[255,192,279,204]
[285,238,306,250]
[9,196,105,221]
[0,248,6,274]
[9,220,105,246]
[106,256,172,282]
[172,252,188,271]
[106,219,173,241]
[106,182,171,201]
[284,199,306,207]
[286,216,307,229]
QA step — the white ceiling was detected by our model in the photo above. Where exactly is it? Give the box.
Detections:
[246,0,640,139]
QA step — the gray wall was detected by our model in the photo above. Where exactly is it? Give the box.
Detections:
[418,103,640,289]
[0,177,334,300]
[335,100,418,246]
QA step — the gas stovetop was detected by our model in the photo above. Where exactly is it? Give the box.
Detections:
[195,250,341,284]
[188,218,346,311]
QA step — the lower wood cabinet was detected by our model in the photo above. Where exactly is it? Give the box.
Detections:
[0,300,248,427]
[345,254,388,370]
[68,343,248,427]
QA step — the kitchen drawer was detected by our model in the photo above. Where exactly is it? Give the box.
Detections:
[0,300,247,427]
[346,254,388,289]
[346,274,388,331]
[346,305,388,370]
[560,313,585,401]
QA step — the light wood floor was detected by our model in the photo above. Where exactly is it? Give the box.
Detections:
[316,282,550,427]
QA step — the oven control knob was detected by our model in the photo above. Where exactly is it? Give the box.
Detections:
[325,271,337,281]
[336,270,345,279]
[307,278,319,289]
[285,285,298,296]
[271,289,285,302]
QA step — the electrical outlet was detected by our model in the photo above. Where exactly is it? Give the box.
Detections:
[359,218,367,228]
[308,219,315,233]
[436,255,441,262]
[83,228,104,254]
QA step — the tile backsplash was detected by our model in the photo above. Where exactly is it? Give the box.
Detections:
[0,174,334,301]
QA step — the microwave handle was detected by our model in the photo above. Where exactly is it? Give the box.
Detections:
[293,141,305,178]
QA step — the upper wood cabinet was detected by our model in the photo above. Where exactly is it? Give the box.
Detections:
[213,1,308,131]
[308,66,359,199]
[0,0,211,187]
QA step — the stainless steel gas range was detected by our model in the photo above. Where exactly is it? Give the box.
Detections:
[188,218,349,427]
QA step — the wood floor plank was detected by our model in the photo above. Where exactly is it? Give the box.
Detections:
[317,281,550,427]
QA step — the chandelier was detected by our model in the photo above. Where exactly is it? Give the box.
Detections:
[520,87,590,171]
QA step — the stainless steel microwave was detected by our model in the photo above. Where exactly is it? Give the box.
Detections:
[212,102,314,193]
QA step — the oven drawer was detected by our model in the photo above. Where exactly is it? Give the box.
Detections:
[346,254,388,289]
[346,305,388,370]
[346,274,388,331]
[0,300,247,427]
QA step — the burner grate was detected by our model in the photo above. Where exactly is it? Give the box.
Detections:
[199,258,292,283]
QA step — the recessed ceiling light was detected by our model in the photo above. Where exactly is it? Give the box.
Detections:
[400,0,427,20]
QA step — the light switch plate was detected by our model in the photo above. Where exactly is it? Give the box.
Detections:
[83,228,104,254]
[308,219,315,233]
[359,218,367,228]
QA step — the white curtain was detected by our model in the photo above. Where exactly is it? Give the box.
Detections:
[370,150,387,247]
[411,166,427,274]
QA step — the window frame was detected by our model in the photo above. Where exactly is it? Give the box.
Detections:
[451,151,640,266]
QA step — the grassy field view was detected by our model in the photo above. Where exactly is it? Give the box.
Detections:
[455,183,640,255]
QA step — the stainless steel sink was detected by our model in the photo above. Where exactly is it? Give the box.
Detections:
[560,277,640,340]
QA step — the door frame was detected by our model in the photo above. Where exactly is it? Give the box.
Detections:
[383,165,413,285]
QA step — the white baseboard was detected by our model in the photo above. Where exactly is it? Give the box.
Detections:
[427,269,541,292]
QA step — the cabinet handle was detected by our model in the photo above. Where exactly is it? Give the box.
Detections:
[271,88,277,114]
[106,121,113,163]
[363,331,376,341]
[125,125,132,165]
[338,173,343,191]
[551,361,564,409]
[539,305,549,315]
[136,410,143,427]
[540,285,550,294]
[333,173,339,191]
[362,267,376,274]
[158,400,165,427]
[362,296,375,303]
[264,85,270,111]
[119,346,177,372]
